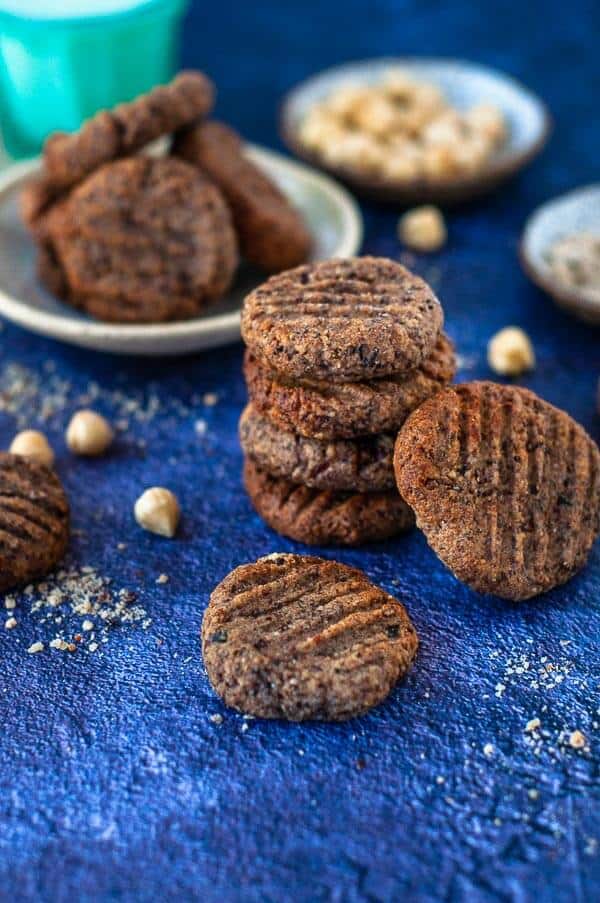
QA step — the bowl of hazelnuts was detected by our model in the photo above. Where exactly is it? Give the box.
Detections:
[281,57,551,205]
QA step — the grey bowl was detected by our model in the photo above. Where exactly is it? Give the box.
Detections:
[281,57,551,205]
[520,184,600,325]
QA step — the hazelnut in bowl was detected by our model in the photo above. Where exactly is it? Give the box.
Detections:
[281,57,551,205]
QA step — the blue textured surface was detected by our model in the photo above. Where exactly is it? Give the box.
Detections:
[1,1,600,901]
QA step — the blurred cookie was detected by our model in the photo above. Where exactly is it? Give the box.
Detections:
[43,71,214,190]
[202,552,419,720]
[0,453,69,592]
[173,120,311,272]
[394,381,600,600]
[244,332,456,440]
[46,156,238,323]
[241,257,443,383]
[240,403,395,491]
[244,458,414,546]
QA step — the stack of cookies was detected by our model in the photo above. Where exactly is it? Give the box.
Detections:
[21,71,310,325]
[240,256,456,546]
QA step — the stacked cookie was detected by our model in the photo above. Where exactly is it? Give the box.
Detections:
[240,256,456,546]
[21,72,310,325]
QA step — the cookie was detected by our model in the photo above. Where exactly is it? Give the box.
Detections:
[202,552,419,720]
[45,156,238,323]
[240,403,395,492]
[241,257,443,383]
[20,174,62,237]
[43,71,214,191]
[244,459,414,546]
[0,453,69,592]
[394,381,600,601]
[244,333,456,440]
[172,120,311,272]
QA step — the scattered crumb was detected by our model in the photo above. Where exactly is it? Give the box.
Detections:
[210,714,223,725]
[203,392,218,407]
[117,543,127,551]
[195,419,207,436]
[568,729,587,750]
[27,641,44,654]
[4,617,17,630]
[528,789,540,800]
[4,596,16,610]
[525,718,541,733]
[483,743,495,757]
[156,574,169,585]
[82,619,94,631]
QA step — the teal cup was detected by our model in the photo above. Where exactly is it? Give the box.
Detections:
[0,0,189,160]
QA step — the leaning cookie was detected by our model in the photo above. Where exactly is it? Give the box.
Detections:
[0,453,69,592]
[244,459,414,546]
[202,552,419,721]
[240,403,395,492]
[43,71,215,191]
[45,156,238,323]
[394,381,600,600]
[241,257,443,383]
[172,120,311,272]
[244,333,456,440]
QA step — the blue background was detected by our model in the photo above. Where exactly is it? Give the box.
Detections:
[1,1,600,900]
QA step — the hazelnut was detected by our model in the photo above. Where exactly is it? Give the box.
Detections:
[9,430,54,467]
[398,205,447,252]
[134,487,180,538]
[66,409,114,456]
[487,327,536,376]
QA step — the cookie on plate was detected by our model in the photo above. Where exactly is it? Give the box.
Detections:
[244,332,456,440]
[244,458,414,546]
[240,403,395,491]
[0,453,69,592]
[394,381,600,600]
[241,257,443,383]
[172,120,311,272]
[45,156,238,323]
[202,552,419,720]
[43,71,215,191]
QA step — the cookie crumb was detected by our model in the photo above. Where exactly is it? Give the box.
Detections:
[4,617,17,630]
[398,205,447,253]
[528,788,540,800]
[203,392,219,407]
[483,742,495,757]
[27,641,44,654]
[209,714,223,725]
[525,717,541,733]
[156,574,169,585]
[82,619,94,631]
[568,729,586,749]
[487,327,535,376]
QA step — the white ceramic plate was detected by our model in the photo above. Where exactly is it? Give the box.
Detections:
[520,184,600,325]
[281,57,551,205]
[0,147,363,355]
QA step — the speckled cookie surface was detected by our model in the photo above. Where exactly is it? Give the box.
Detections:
[172,120,311,273]
[201,552,419,721]
[45,156,238,323]
[240,403,395,491]
[394,381,600,601]
[0,453,69,593]
[43,71,214,191]
[244,458,414,546]
[244,333,456,440]
[241,257,443,383]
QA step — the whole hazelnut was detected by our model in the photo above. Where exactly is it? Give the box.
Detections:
[487,327,536,376]
[134,487,180,538]
[9,430,54,467]
[66,409,114,456]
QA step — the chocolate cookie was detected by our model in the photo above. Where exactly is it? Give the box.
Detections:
[244,459,414,546]
[0,453,69,592]
[46,156,238,323]
[394,381,600,601]
[241,257,443,383]
[43,71,214,191]
[202,552,419,720]
[172,120,311,272]
[240,403,395,491]
[244,333,456,440]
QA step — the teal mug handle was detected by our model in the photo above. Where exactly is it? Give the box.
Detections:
[0,0,188,160]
